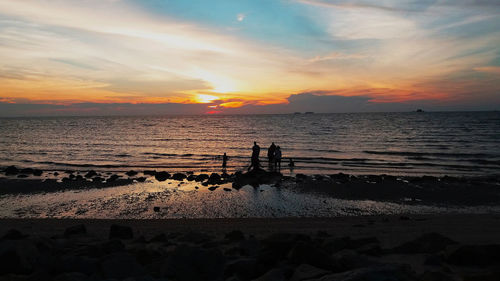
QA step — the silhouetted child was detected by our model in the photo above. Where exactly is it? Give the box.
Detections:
[222,153,228,168]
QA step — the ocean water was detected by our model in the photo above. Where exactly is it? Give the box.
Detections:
[1,111,499,176]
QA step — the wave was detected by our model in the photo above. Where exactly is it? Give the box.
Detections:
[363,150,499,158]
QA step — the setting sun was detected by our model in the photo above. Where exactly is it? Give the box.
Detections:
[196,94,220,103]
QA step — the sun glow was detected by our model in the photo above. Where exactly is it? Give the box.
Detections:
[196,94,220,103]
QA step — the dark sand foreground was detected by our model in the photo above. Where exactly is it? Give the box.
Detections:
[1,214,500,280]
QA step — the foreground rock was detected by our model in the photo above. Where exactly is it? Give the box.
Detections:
[0,227,497,281]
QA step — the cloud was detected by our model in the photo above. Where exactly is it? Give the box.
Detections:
[2,89,499,117]
[474,66,500,75]
[237,13,245,22]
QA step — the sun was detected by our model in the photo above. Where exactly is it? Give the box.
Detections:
[196,94,220,103]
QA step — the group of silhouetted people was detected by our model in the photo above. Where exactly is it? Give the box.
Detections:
[246,141,284,171]
[222,141,295,171]
[267,142,282,169]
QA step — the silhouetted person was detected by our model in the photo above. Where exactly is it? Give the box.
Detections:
[222,152,228,168]
[248,141,261,171]
[274,146,282,170]
[267,142,276,164]
[288,158,294,167]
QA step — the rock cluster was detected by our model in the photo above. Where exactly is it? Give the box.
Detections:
[1,226,498,281]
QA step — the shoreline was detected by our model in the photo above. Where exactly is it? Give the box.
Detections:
[1,165,499,207]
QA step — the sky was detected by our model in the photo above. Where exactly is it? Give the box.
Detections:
[0,0,499,116]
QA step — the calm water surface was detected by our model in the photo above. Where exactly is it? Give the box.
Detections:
[1,112,499,176]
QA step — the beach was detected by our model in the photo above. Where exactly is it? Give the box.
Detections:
[1,167,500,218]
[1,167,500,279]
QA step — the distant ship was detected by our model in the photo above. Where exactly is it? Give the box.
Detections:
[305,111,314,114]
[293,112,301,114]
[416,109,424,112]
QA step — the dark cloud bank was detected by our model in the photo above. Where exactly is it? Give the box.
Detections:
[1,93,498,117]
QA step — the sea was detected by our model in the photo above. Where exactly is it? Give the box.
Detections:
[1,111,499,177]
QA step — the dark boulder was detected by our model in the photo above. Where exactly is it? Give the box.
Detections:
[207,173,222,185]
[153,206,160,212]
[100,252,146,279]
[101,239,126,254]
[143,170,156,176]
[135,177,147,182]
[20,168,34,174]
[64,224,87,237]
[334,251,382,271]
[5,165,19,175]
[155,171,171,181]
[391,233,456,254]
[2,229,28,240]
[330,173,351,183]
[253,267,288,281]
[315,264,417,281]
[172,173,187,181]
[233,169,282,188]
[33,169,43,176]
[187,174,196,181]
[224,258,259,280]
[258,233,309,267]
[149,233,168,243]
[208,185,219,191]
[109,224,133,240]
[93,176,104,183]
[107,174,120,182]
[161,245,225,281]
[225,230,245,242]
[17,174,28,178]
[84,170,97,178]
[322,236,379,254]
[0,240,40,275]
[290,263,331,281]
[55,255,98,276]
[447,244,500,267]
[53,271,90,281]
[418,270,459,281]
[195,174,209,182]
[288,241,336,270]
[126,170,138,177]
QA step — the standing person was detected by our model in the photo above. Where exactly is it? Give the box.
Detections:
[267,142,276,165]
[248,141,261,171]
[222,152,228,168]
[274,146,282,170]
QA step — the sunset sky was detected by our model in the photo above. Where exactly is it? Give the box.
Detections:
[0,0,499,115]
